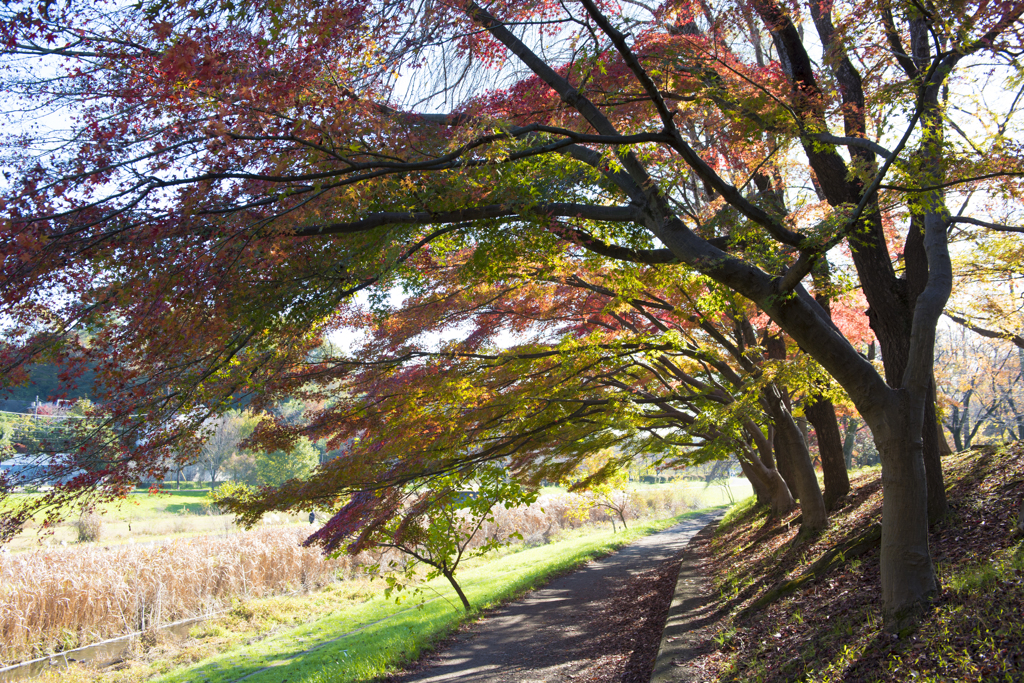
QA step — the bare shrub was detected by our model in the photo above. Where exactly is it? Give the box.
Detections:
[74,513,103,543]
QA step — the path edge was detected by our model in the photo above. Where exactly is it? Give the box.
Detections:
[650,518,720,683]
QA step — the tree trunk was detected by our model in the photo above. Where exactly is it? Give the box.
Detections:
[767,387,827,533]
[796,415,811,450]
[806,396,850,510]
[842,418,858,468]
[773,427,799,501]
[948,414,964,451]
[922,379,948,521]
[902,214,949,523]
[738,438,795,517]
[759,466,797,518]
[963,395,973,448]
[443,570,472,611]
[937,423,953,456]
[865,395,938,625]
[739,456,772,506]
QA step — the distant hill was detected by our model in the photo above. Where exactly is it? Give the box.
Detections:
[1,363,97,413]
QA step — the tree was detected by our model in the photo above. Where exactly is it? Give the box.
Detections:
[315,466,535,611]
[198,410,256,484]
[936,326,1024,448]
[2,0,1022,624]
[254,437,319,487]
[568,450,637,531]
[253,257,823,524]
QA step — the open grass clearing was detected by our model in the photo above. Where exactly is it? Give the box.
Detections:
[2,490,310,553]
[31,509,719,683]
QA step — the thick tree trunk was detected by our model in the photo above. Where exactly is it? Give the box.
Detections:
[905,216,949,521]
[773,427,799,501]
[738,435,795,517]
[738,456,771,506]
[805,396,850,510]
[763,466,796,518]
[796,415,811,449]
[922,381,948,521]
[767,387,827,533]
[868,73,950,625]
[865,395,938,625]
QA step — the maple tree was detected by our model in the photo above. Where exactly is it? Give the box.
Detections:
[266,253,860,531]
[567,451,638,531]
[2,0,1023,624]
[221,464,535,611]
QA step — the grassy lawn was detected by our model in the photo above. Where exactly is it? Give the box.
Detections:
[38,508,719,683]
[2,489,313,553]
[5,479,740,553]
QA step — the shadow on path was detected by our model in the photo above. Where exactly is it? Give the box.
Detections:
[393,510,725,683]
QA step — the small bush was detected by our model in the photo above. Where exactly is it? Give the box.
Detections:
[74,512,103,543]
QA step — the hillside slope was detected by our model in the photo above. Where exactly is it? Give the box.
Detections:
[691,445,1023,682]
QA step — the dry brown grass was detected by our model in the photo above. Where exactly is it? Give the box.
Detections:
[0,525,355,665]
[0,483,710,668]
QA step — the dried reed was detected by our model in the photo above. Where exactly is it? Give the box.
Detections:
[0,484,708,665]
[0,526,352,665]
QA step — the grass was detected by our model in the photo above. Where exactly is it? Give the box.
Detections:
[36,509,717,683]
[691,445,1024,682]
[3,485,714,669]
[0,525,353,665]
[2,489,215,520]
[2,489,311,553]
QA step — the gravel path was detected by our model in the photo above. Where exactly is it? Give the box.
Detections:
[389,511,724,683]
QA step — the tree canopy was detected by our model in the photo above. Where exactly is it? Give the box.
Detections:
[2,0,1022,623]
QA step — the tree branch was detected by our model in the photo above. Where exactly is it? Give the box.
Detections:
[947,216,1024,234]
[944,312,1024,349]
[291,203,641,236]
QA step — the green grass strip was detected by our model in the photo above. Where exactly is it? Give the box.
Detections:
[153,509,718,683]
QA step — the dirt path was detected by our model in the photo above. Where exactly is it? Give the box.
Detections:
[390,510,724,683]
